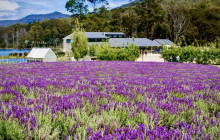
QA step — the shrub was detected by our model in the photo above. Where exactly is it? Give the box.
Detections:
[56,51,65,57]
[96,43,140,61]
[0,119,27,139]
[161,45,179,62]
[161,45,220,64]
[89,44,99,57]
[24,52,28,57]
[13,52,18,56]
[19,53,22,57]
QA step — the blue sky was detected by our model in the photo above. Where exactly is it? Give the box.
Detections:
[0,0,131,20]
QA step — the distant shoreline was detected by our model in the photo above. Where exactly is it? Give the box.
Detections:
[0,48,31,50]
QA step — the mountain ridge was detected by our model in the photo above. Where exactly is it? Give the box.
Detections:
[0,12,70,27]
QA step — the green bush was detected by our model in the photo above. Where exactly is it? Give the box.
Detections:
[95,42,140,61]
[88,44,99,57]
[161,45,220,64]
[161,45,179,62]
[24,52,28,57]
[0,119,27,140]
[56,51,65,57]
[13,52,18,56]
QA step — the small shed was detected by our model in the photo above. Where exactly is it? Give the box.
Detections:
[27,48,57,62]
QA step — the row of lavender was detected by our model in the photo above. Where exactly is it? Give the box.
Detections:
[0,62,219,139]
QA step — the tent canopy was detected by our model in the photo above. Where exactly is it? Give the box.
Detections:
[27,48,51,59]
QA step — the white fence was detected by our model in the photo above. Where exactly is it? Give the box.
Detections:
[0,58,27,64]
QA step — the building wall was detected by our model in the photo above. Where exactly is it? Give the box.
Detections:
[43,50,57,62]
[63,38,72,53]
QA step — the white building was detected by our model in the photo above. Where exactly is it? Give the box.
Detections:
[27,48,57,62]
[63,32,161,53]
[62,32,126,53]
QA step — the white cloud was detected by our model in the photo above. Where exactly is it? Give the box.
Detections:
[0,0,130,20]
[0,0,20,11]
[11,0,49,6]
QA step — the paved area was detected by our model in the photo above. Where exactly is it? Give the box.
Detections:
[136,53,164,62]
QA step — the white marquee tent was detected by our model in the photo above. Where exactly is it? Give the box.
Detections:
[27,48,57,62]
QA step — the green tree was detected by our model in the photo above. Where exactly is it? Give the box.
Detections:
[65,0,88,20]
[166,1,190,43]
[96,41,140,61]
[71,19,89,60]
[189,2,220,43]
[27,22,44,47]
[135,0,165,39]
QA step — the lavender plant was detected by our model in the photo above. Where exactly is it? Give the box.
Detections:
[0,62,219,139]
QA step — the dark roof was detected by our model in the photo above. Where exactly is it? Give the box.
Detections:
[85,32,107,39]
[154,39,174,45]
[104,32,126,35]
[63,32,126,39]
[109,38,161,47]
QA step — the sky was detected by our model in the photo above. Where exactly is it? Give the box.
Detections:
[0,0,131,20]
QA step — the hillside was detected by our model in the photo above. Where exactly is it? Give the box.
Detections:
[0,12,70,27]
[119,0,140,8]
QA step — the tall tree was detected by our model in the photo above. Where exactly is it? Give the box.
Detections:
[88,0,100,10]
[71,19,89,60]
[166,1,189,43]
[27,22,44,46]
[121,8,140,37]
[65,0,88,19]
[3,30,9,48]
[99,0,109,7]
[189,2,220,43]
[135,0,165,39]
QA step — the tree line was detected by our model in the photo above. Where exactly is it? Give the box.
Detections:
[0,19,72,49]
[161,45,220,65]
[0,0,219,49]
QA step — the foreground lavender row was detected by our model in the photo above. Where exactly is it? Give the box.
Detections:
[0,62,220,139]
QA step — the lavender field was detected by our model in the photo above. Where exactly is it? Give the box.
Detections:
[0,62,220,139]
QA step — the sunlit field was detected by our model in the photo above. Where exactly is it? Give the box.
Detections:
[0,62,219,139]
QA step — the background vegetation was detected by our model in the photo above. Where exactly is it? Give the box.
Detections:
[89,42,140,61]
[0,0,219,49]
[161,44,220,64]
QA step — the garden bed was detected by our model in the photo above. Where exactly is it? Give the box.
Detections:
[0,62,219,139]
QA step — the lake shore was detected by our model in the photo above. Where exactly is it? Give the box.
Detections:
[0,48,31,50]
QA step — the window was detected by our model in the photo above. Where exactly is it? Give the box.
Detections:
[88,39,94,42]
[102,39,108,42]
[113,35,117,38]
[119,35,123,38]
[66,39,71,43]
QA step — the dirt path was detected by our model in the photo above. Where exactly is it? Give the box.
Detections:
[137,54,164,62]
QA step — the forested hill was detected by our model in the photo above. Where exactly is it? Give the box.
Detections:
[0,0,219,49]
[119,0,220,8]
[0,12,70,27]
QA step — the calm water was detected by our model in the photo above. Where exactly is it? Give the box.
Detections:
[0,58,27,63]
[0,49,30,56]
